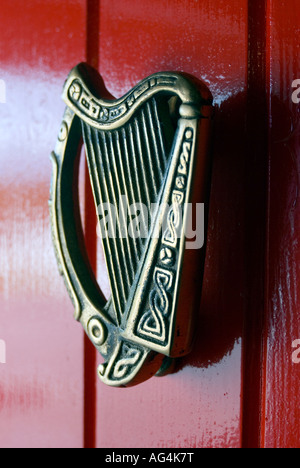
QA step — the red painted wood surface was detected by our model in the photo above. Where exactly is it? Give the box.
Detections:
[261,0,300,448]
[95,0,248,449]
[0,0,299,449]
[0,0,87,448]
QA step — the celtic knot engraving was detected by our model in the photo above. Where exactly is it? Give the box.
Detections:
[135,128,194,347]
[113,345,142,380]
[67,75,177,127]
[137,268,173,343]
[99,341,145,384]
[163,190,184,247]
[162,129,193,248]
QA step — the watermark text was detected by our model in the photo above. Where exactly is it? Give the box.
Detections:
[96,196,205,250]
[0,339,6,364]
[292,79,300,104]
[292,339,300,364]
[0,79,6,104]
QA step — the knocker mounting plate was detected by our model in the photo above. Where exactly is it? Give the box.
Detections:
[50,63,213,387]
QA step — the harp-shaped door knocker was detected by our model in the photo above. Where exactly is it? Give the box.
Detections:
[50,63,213,387]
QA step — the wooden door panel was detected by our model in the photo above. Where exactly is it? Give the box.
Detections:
[95,0,248,449]
[262,0,300,448]
[0,0,299,449]
[0,0,87,448]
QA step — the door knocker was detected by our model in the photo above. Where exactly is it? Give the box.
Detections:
[50,63,213,387]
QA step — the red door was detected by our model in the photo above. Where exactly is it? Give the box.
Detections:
[0,0,299,449]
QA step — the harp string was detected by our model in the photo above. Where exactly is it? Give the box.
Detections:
[145,101,164,185]
[83,124,124,322]
[97,131,130,306]
[126,122,151,241]
[106,132,135,285]
[92,128,129,317]
[151,98,168,171]
[112,130,140,267]
[130,120,152,210]
[83,97,169,321]
[139,110,159,200]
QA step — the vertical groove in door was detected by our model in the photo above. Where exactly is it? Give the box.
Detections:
[241,0,270,448]
[83,0,100,449]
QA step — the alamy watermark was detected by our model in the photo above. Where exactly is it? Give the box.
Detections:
[292,339,300,364]
[292,79,300,104]
[0,79,6,104]
[96,196,205,250]
[290,81,300,364]
[0,339,6,364]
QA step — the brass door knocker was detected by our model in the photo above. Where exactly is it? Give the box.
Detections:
[50,63,213,387]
